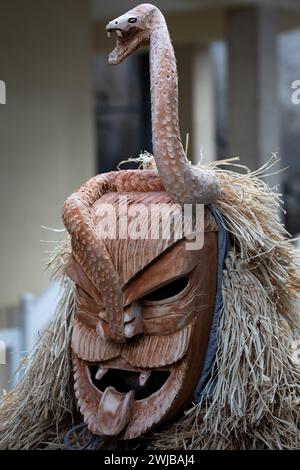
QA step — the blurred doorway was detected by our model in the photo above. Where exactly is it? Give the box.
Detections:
[94,52,151,173]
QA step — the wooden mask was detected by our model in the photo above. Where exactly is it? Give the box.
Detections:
[63,173,218,439]
[63,4,221,440]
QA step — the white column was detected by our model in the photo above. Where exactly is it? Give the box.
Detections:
[193,47,216,165]
[227,7,280,186]
[176,45,216,164]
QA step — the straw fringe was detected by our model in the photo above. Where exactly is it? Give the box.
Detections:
[0,264,77,449]
[148,249,300,449]
[0,158,299,449]
[147,158,300,450]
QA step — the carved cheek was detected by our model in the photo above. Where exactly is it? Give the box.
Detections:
[75,286,102,329]
[72,287,122,362]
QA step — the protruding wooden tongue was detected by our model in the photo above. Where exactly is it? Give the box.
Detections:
[97,386,135,436]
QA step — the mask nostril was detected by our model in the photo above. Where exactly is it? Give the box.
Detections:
[115,20,118,24]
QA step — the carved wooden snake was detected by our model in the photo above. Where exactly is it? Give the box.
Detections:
[63,4,220,342]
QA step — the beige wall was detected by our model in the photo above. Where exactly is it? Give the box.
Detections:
[0,0,94,308]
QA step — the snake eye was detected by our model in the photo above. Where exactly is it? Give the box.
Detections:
[128,17,137,23]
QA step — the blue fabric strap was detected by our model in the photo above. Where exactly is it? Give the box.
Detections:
[193,206,230,403]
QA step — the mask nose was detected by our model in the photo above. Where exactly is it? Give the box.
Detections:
[96,300,143,342]
[123,301,143,338]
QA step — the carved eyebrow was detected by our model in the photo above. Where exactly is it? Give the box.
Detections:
[123,240,200,306]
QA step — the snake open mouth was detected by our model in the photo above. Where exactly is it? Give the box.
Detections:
[106,27,146,65]
[89,364,171,400]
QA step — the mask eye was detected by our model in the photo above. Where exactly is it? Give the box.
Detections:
[142,276,189,302]
[128,17,137,23]
[77,285,94,302]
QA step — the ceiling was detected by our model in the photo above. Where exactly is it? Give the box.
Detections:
[90,0,204,19]
[90,0,300,20]
[91,1,204,20]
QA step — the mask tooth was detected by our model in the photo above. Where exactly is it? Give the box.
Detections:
[116,30,123,38]
[107,31,111,38]
[95,367,108,380]
[139,370,151,386]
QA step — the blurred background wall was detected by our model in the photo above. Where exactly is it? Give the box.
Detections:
[0,0,300,390]
[0,0,94,307]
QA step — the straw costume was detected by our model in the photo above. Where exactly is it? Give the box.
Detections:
[0,4,299,450]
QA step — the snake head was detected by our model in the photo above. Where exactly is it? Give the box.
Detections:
[106,4,157,65]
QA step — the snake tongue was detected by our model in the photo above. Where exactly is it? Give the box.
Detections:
[96,386,135,436]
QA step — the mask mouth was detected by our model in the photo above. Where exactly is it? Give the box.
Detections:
[73,353,192,439]
[106,26,147,64]
[88,364,170,401]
